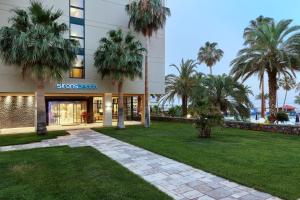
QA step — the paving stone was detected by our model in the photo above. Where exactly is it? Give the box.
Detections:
[231,191,249,198]
[206,187,235,199]
[220,180,239,188]
[250,191,272,199]
[192,184,214,193]
[0,129,281,200]
[182,190,204,199]
[240,194,266,200]
[173,185,194,194]
[197,195,216,200]
[219,197,237,200]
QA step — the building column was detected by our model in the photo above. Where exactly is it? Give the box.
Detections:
[103,93,112,127]
[130,96,134,120]
[87,97,94,124]
[140,95,145,124]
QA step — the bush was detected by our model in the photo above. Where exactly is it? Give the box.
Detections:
[168,106,182,117]
[276,112,289,123]
[151,105,162,116]
[194,113,223,138]
[267,112,289,123]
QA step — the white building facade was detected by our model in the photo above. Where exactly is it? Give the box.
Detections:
[0,0,165,129]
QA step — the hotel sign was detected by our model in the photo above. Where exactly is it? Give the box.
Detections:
[56,83,97,90]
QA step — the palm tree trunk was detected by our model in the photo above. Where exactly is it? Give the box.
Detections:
[144,37,150,128]
[283,90,288,108]
[117,81,125,129]
[182,95,188,117]
[209,66,212,75]
[261,76,266,119]
[268,71,277,123]
[35,80,47,135]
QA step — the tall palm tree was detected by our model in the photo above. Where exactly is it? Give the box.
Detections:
[243,16,273,119]
[161,59,198,117]
[94,29,145,129]
[197,74,253,120]
[197,42,224,75]
[231,18,300,122]
[0,1,78,135]
[278,76,296,107]
[126,0,171,128]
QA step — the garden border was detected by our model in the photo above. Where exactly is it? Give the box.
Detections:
[150,116,300,135]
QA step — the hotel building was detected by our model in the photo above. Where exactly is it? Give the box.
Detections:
[0,0,165,129]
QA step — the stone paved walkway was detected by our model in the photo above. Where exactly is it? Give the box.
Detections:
[0,129,281,200]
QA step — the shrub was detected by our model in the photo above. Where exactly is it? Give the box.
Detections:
[168,106,182,117]
[267,112,289,123]
[276,112,289,123]
[194,112,224,138]
[191,99,224,138]
[151,105,162,116]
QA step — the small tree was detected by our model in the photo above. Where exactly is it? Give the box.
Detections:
[193,102,223,138]
[161,59,198,117]
[190,74,252,138]
[295,95,300,105]
[278,76,296,108]
[0,1,78,135]
[94,29,145,129]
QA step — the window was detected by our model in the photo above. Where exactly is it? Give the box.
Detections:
[70,0,84,8]
[70,24,84,38]
[71,37,84,48]
[70,0,85,79]
[70,7,83,18]
[74,55,84,67]
[70,68,84,78]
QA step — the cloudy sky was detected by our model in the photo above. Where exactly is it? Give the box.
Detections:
[165,0,300,107]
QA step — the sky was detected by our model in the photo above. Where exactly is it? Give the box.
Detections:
[165,0,300,108]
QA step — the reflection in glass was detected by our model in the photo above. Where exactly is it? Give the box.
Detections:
[70,24,84,38]
[70,0,84,8]
[74,55,84,67]
[70,7,84,18]
[71,37,84,48]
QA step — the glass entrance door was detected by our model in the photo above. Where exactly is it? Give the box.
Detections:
[48,101,87,125]
[59,103,75,125]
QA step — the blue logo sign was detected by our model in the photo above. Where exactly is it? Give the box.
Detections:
[56,83,97,90]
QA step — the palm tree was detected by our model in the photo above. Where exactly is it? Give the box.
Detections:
[278,76,296,107]
[231,18,300,122]
[197,42,224,75]
[126,0,171,128]
[161,59,198,117]
[0,1,78,135]
[294,96,300,105]
[94,29,145,129]
[190,74,252,138]
[243,16,273,119]
[200,74,253,120]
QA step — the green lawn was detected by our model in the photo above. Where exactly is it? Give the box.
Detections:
[0,146,171,200]
[94,121,300,200]
[0,131,68,147]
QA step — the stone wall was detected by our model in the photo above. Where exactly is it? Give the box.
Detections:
[151,116,300,136]
[225,121,300,135]
[0,96,35,129]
